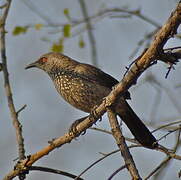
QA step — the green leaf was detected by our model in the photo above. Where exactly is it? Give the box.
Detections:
[64,8,69,16]
[12,26,28,36]
[35,23,43,30]
[51,42,64,53]
[63,8,71,21]
[78,38,85,48]
[63,24,71,37]
[175,84,181,88]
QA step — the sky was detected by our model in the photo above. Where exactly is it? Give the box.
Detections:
[1,0,181,180]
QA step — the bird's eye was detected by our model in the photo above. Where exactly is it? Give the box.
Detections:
[39,57,48,64]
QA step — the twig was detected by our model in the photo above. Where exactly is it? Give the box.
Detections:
[16,104,27,116]
[129,29,158,59]
[0,0,26,176]
[1,1,26,180]
[0,3,7,9]
[149,83,162,124]
[152,120,181,133]
[90,127,144,145]
[89,127,112,135]
[23,7,160,29]
[0,62,3,71]
[145,156,171,180]
[107,108,141,179]
[107,165,127,180]
[79,0,98,66]
[74,149,120,180]
[144,73,181,114]
[75,144,142,180]
[72,7,160,28]
[20,0,54,25]
[154,132,181,180]
[157,126,181,142]
[145,127,181,180]
[29,166,84,180]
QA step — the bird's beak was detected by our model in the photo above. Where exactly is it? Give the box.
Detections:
[25,62,37,70]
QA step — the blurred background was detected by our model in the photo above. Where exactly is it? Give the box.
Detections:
[1,0,181,179]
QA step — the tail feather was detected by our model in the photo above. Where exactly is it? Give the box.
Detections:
[116,100,158,149]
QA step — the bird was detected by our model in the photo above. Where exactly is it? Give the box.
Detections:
[25,52,158,149]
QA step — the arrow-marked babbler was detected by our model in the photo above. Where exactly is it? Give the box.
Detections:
[25,52,158,149]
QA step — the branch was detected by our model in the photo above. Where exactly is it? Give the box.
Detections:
[152,120,181,133]
[20,0,54,25]
[145,127,181,179]
[102,1,181,108]
[90,127,140,145]
[107,108,141,179]
[75,144,142,180]
[21,7,160,28]
[29,166,84,180]
[79,0,98,66]
[0,0,26,179]
[3,1,181,179]
[108,8,160,27]
[74,149,120,180]
[107,165,127,180]
[144,72,181,113]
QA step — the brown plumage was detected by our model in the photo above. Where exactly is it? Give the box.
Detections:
[25,52,157,149]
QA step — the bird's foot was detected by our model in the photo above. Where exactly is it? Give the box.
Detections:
[69,116,88,136]
[90,105,102,123]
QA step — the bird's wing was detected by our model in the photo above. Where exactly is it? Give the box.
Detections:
[74,63,118,88]
[74,63,131,99]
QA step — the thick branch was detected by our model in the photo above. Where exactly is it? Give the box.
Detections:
[107,108,141,179]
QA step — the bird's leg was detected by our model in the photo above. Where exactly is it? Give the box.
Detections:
[69,106,102,136]
[90,105,103,123]
[69,116,89,136]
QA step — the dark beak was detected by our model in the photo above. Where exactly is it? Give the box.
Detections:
[25,62,37,70]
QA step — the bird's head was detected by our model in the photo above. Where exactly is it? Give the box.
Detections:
[25,52,77,72]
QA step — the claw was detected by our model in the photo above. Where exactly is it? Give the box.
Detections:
[69,116,88,136]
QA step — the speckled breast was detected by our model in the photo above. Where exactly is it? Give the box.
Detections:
[50,71,111,113]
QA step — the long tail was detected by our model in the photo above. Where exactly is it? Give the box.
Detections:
[116,100,158,149]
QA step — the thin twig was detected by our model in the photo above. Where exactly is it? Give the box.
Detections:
[23,7,160,29]
[73,7,160,28]
[153,131,181,180]
[149,84,162,124]
[75,144,142,180]
[107,165,127,180]
[29,166,84,180]
[89,127,139,145]
[129,30,158,59]
[0,62,3,71]
[20,0,54,25]
[0,3,7,9]
[74,149,120,180]
[16,105,27,116]
[145,127,181,180]
[144,73,181,114]
[157,126,181,142]
[152,120,181,133]
[79,0,98,66]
